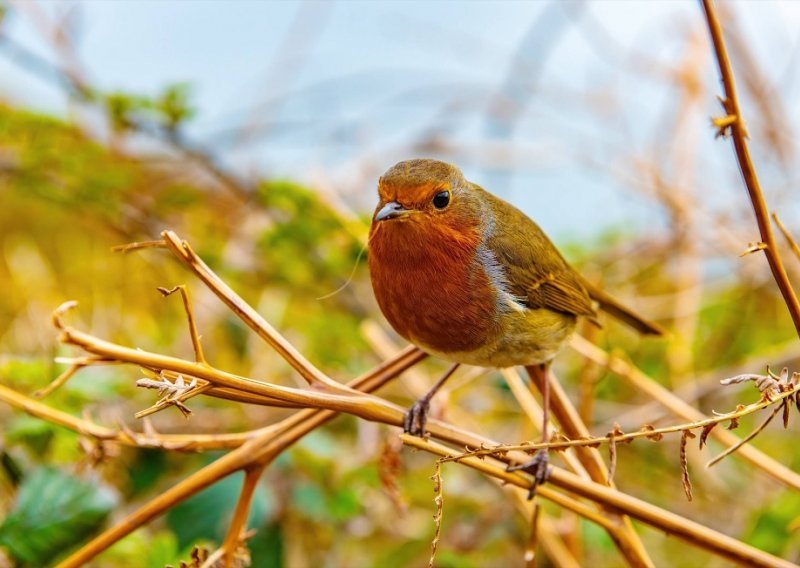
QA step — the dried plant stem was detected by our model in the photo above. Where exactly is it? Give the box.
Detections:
[55,346,427,568]
[34,360,92,398]
[161,230,351,391]
[158,285,206,364]
[221,464,266,565]
[533,508,581,568]
[35,231,793,567]
[772,212,800,263]
[501,368,586,477]
[701,0,800,338]
[707,403,782,468]
[525,502,541,568]
[525,365,654,568]
[570,334,800,489]
[111,240,168,253]
[402,435,795,568]
[680,430,694,501]
[443,383,797,461]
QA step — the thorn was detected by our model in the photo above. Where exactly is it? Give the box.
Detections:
[711,113,737,138]
[739,242,767,257]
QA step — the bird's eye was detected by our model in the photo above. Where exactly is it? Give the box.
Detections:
[432,191,450,209]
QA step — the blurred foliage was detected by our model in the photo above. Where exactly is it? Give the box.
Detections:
[0,78,798,568]
[101,83,195,136]
[0,467,117,566]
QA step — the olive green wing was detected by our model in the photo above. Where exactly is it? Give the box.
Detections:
[482,188,598,320]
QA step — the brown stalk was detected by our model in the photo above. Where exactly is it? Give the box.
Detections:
[221,464,266,567]
[501,368,587,477]
[444,383,798,460]
[680,430,695,501]
[160,230,350,391]
[526,365,654,568]
[403,435,795,568]
[55,346,427,568]
[701,0,800,338]
[707,403,782,468]
[29,231,791,567]
[772,212,800,263]
[569,334,800,489]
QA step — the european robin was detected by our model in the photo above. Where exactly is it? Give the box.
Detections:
[368,158,664,490]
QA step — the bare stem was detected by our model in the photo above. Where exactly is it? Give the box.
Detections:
[402,435,795,568]
[569,334,800,489]
[772,212,800,263]
[701,0,800,337]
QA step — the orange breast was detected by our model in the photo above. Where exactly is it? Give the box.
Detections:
[368,220,499,355]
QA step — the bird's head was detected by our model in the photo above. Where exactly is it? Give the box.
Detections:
[369,159,482,244]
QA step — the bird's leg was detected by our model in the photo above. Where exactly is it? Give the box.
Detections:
[404,362,460,437]
[507,363,552,498]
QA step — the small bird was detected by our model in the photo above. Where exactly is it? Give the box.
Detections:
[368,158,664,490]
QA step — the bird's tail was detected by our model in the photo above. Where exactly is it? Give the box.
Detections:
[581,278,666,336]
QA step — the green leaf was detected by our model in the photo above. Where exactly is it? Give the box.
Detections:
[0,467,117,566]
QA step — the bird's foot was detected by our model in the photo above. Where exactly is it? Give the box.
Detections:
[403,397,431,438]
[507,449,551,499]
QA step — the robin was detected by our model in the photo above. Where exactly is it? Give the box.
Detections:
[367,158,664,490]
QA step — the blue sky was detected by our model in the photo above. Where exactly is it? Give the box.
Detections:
[2,1,798,240]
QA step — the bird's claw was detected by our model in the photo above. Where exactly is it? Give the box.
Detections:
[507,449,551,499]
[403,398,431,438]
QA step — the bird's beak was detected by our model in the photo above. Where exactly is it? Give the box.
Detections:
[374,201,411,222]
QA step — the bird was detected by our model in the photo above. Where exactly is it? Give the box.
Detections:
[367,158,664,492]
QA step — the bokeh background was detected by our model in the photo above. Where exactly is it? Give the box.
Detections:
[1,1,800,566]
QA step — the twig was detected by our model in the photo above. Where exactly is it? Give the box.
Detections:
[160,231,355,392]
[54,345,428,568]
[525,365,654,568]
[221,464,266,566]
[440,382,798,461]
[707,403,782,468]
[402,435,796,568]
[111,240,168,253]
[32,231,795,568]
[428,461,443,568]
[157,285,206,364]
[701,0,800,338]
[34,357,104,398]
[569,334,800,490]
[772,212,800,263]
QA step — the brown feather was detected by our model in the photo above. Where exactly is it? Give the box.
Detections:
[481,186,598,320]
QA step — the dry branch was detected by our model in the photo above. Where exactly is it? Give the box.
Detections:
[403,435,796,568]
[20,231,787,567]
[701,0,800,337]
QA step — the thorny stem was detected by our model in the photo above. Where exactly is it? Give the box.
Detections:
[707,403,783,467]
[526,365,653,568]
[402,435,796,568]
[701,0,800,338]
[772,212,800,263]
[8,231,792,568]
[439,383,799,462]
[569,334,800,490]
